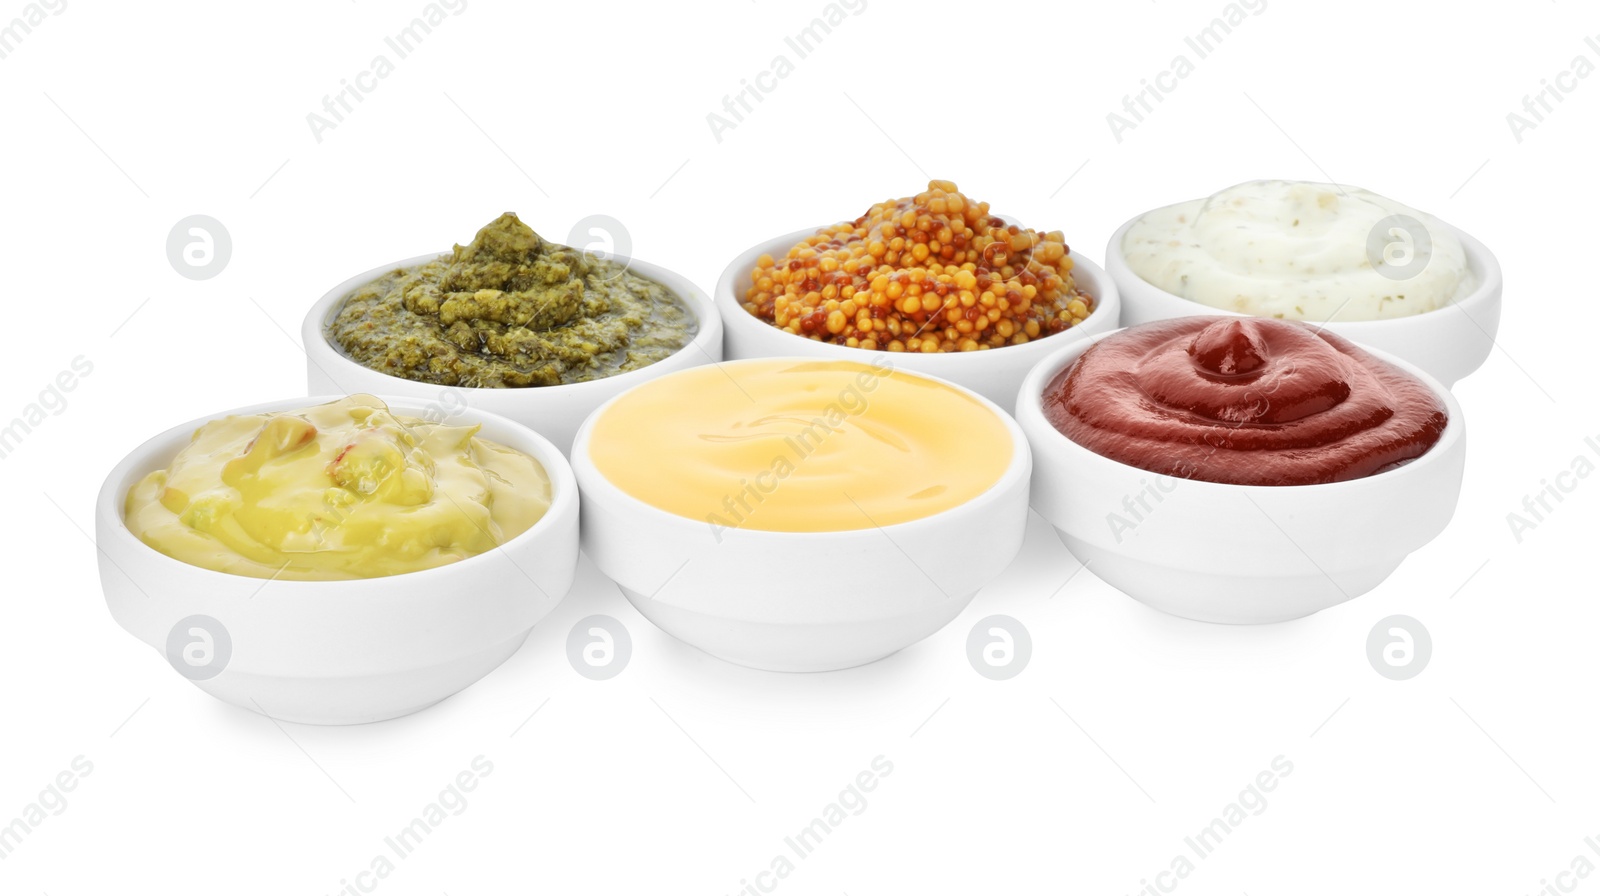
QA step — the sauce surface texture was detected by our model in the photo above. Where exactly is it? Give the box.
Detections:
[329,213,695,387]
[588,359,1013,531]
[744,180,1094,352]
[1121,180,1477,322]
[126,395,551,580]
[1043,318,1448,486]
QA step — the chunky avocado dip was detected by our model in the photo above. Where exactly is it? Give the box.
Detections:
[328,213,696,387]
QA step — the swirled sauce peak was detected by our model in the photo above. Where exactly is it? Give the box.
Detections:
[1043,318,1447,486]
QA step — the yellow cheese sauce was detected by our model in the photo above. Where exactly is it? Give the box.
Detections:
[125,395,550,580]
[587,359,1013,532]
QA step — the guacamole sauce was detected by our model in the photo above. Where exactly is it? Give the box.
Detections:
[328,213,696,387]
[125,395,551,580]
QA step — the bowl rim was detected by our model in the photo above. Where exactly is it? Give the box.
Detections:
[713,225,1121,367]
[570,355,1033,540]
[300,250,722,396]
[1104,201,1502,330]
[1015,323,1467,494]
[96,394,580,592]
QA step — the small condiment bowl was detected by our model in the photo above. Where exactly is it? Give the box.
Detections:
[570,359,1033,672]
[302,253,723,456]
[95,396,579,725]
[1015,331,1467,624]
[715,228,1121,413]
[1106,212,1502,388]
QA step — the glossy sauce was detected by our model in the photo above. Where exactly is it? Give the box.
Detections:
[588,359,1014,531]
[1043,318,1448,486]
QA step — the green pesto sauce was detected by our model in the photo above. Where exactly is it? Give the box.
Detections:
[328,213,696,388]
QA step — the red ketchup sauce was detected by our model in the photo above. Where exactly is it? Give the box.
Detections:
[1042,317,1448,486]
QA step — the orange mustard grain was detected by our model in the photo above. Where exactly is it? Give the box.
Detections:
[742,180,1094,353]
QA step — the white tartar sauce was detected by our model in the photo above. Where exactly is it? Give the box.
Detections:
[1121,180,1477,322]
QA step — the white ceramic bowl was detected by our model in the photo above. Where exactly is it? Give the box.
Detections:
[95,396,579,725]
[1106,212,1502,388]
[303,252,723,456]
[715,228,1121,413]
[1016,330,1467,624]
[571,359,1033,672]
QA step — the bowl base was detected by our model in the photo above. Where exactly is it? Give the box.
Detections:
[183,630,533,725]
[1055,530,1395,624]
[620,588,975,672]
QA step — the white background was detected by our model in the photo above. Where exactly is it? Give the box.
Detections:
[2,0,1596,893]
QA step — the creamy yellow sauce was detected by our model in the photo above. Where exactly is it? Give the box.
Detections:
[587,359,1013,532]
[125,395,550,580]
